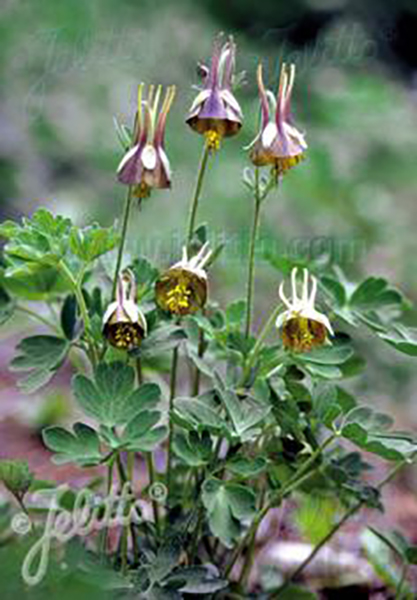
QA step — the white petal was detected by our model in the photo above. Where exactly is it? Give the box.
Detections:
[302,269,309,304]
[188,89,210,114]
[291,267,299,303]
[309,274,318,307]
[141,144,157,170]
[102,302,118,326]
[279,281,292,310]
[117,144,140,174]
[275,310,291,330]
[262,122,278,148]
[221,89,242,118]
[300,307,334,336]
[159,147,171,180]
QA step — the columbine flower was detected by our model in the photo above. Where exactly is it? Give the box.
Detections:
[103,269,147,350]
[276,268,333,352]
[186,36,243,150]
[117,83,176,199]
[155,243,212,316]
[248,63,307,177]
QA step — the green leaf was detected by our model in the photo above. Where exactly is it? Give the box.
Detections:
[173,396,226,435]
[341,405,417,460]
[0,285,15,325]
[379,324,417,356]
[226,456,267,478]
[164,566,227,594]
[350,277,403,310]
[61,294,79,340]
[320,275,346,308]
[297,344,353,366]
[10,335,70,393]
[43,423,102,466]
[113,117,133,150]
[218,387,271,442]
[72,362,161,427]
[121,410,167,452]
[225,300,247,330]
[362,529,413,598]
[132,256,159,299]
[367,526,408,561]
[137,324,187,358]
[202,478,256,547]
[186,347,214,379]
[314,384,356,429]
[69,224,118,263]
[173,431,212,467]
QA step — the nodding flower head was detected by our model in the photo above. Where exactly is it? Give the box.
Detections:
[248,63,307,177]
[186,35,243,150]
[117,83,176,199]
[276,268,333,353]
[155,243,212,316]
[103,269,147,350]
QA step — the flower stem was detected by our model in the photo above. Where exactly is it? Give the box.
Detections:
[112,186,134,298]
[166,345,179,500]
[186,142,211,246]
[271,459,408,598]
[100,458,114,558]
[59,260,98,367]
[240,301,283,386]
[192,325,205,396]
[396,562,409,600]
[146,452,160,535]
[244,168,261,338]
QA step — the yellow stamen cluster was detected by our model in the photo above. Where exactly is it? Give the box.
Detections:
[205,129,222,152]
[282,316,326,353]
[133,182,151,199]
[272,154,305,179]
[109,322,143,350]
[166,282,192,313]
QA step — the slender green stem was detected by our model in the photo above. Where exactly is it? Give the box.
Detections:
[396,562,409,600]
[271,460,408,598]
[192,326,205,396]
[112,186,134,298]
[244,168,262,338]
[100,459,114,558]
[136,357,143,385]
[115,453,129,573]
[186,142,211,246]
[240,301,283,386]
[238,485,267,586]
[59,260,98,367]
[16,305,60,334]
[166,346,179,499]
[225,435,337,577]
[146,453,160,535]
[59,261,90,332]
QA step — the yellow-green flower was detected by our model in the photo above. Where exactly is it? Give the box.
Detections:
[155,243,212,316]
[103,270,147,350]
[276,268,333,352]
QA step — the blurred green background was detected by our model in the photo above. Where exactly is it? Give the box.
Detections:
[1,0,417,420]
